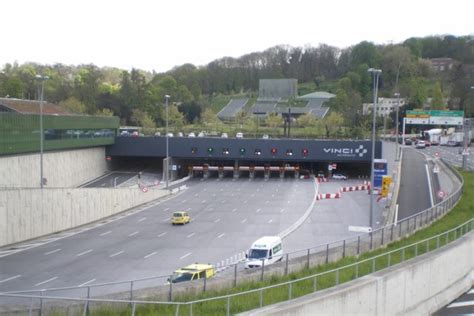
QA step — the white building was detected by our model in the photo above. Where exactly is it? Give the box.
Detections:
[363,97,406,117]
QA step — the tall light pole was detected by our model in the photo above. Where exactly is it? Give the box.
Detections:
[36,74,49,189]
[394,92,400,161]
[368,68,382,231]
[165,94,170,188]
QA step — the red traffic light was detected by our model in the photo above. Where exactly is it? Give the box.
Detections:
[302,148,309,156]
[271,148,277,155]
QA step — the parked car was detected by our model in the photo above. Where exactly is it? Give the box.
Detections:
[154,131,161,137]
[221,133,228,138]
[331,173,348,180]
[177,132,184,137]
[404,138,412,145]
[416,140,426,149]
[236,132,244,138]
[188,132,196,137]
[262,134,269,139]
[166,132,174,137]
[168,263,214,283]
[198,131,205,137]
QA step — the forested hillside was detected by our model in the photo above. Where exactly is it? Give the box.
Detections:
[0,35,473,129]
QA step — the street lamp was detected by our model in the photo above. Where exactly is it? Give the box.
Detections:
[165,94,170,188]
[368,68,382,232]
[394,92,400,161]
[36,74,49,189]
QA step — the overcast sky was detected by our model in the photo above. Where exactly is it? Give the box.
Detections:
[2,0,472,73]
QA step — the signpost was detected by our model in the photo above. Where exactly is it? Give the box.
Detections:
[437,190,445,199]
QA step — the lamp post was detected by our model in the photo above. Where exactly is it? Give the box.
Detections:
[165,94,170,188]
[394,92,400,161]
[368,68,382,231]
[36,74,49,189]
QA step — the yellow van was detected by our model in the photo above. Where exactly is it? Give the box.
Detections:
[171,211,190,225]
[169,263,214,283]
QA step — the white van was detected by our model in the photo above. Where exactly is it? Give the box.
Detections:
[245,236,283,268]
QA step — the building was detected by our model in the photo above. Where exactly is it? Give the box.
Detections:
[428,58,454,72]
[363,97,406,117]
[0,97,71,115]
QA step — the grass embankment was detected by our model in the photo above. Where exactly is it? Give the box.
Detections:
[90,171,473,316]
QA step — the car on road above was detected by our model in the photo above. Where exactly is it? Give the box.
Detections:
[416,140,426,149]
[169,263,214,283]
[262,134,269,139]
[236,132,244,138]
[171,211,190,225]
[331,173,347,180]
[188,132,196,137]
[221,132,228,138]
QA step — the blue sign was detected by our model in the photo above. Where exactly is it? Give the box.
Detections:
[373,159,387,188]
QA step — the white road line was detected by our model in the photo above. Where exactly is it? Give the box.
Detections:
[77,249,93,257]
[0,275,21,284]
[208,207,214,211]
[157,232,167,237]
[268,219,273,224]
[265,201,269,204]
[280,208,285,213]
[187,232,195,238]
[182,200,187,203]
[243,200,248,204]
[128,231,139,237]
[35,276,58,287]
[214,218,221,223]
[425,164,434,207]
[180,252,191,260]
[162,218,170,222]
[138,217,146,222]
[144,251,157,259]
[99,231,112,236]
[448,300,474,308]
[44,248,61,255]
[217,233,225,238]
[241,218,247,224]
[194,193,198,197]
[256,208,261,213]
[222,200,226,203]
[232,208,237,212]
[78,278,96,287]
[468,289,474,294]
[250,194,255,197]
[202,200,207,203]
[109,250,124,258]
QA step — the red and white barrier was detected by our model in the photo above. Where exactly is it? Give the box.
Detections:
[340,184,370,192]
[316,177,329,183]
[317,192,341,200]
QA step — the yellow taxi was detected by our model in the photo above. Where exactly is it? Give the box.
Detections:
[171,211,190,225]
[169,263,214,283]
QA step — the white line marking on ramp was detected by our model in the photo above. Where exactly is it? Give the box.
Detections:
[109,250,124,258]
[99,231,112,236]
[77,249,93,257]
[425,164,434,207]
[256,208,261,213]
[268,219,273,223]
[128,231,139,237]
[214,218,221,223]
[44,248,61,255]
[217,233,225,239]
[138,217,146,222]
[241,218,247,224]
[144,251,157,259]
[163,208,170,212]
[35,277,58,286]
[162,218,170,222]
[202,200,207,203]
[157,232,167,238]
[0,275,21,284]
[182,200,187,203]
[448,300,474,308]
[280,208,285,213]
[78,279,96,287]
[180,252,191,260]
[187,233,195,238]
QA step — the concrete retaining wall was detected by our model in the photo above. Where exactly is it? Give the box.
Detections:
[0,187,168,247]
[0,148,107,188]
[241,232,474,315]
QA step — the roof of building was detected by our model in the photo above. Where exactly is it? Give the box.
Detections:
[0,98,72,115]
[298,91,336,100]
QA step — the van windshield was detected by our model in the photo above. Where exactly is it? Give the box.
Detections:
[171,272,193,283]
[248,249,268,259]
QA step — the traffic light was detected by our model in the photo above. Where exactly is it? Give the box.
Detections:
[271,148,277,155]
[381,175,392,197]
[191,147,198,154]
[239,148,246,155]
[207,147,214,154]
[302,148,309,157]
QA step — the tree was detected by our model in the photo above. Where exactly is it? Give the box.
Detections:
[167,104,185,130]
[407,77,427,109]
[58,96,87,114]
[179,101,201,123]
[324,112,344,138]
[297,113,317,127]
[96,108,114,116]
[266,113,283,134]
[3,76,23,98]
[431,81,445,110]
[131,109,155,129]
[201,108,218,125]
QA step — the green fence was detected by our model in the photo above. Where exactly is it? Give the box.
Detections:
[0,113,119,155]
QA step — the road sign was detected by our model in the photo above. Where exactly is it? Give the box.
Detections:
[332,163,337,169]
[172,165,177,171]
[462,149,470,156]
[154,180,160,186]
[437,190,445,199]
[328,165,333,171]
[433,166,440,174]
[434,152,440,158]
[348,225,372,233]
[141,186,148,193]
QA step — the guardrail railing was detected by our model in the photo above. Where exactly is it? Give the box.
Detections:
[0,159,465,315]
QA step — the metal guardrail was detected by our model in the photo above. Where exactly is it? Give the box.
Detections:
[0,159,465,315]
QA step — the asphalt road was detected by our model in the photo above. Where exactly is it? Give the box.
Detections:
[0,178,316,295]
[81,172,138,188]
[397,148,433,220]
[416,144,474,170]
[433,287,474,315]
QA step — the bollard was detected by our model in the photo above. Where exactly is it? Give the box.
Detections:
[226,297,231,316]
[260,259,265,281]
[169,275,173,301]
[285,254,289,275]
[357,236,360,255]
[342,240,346,258]
[325,244,329,264]
[234,264,238,287]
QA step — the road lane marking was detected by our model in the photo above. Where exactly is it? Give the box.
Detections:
[35,276,58,286]
[144,251,157,259]
[241,218,247,223]
[448,300,474,308]
[163,208,170,212]
[287,200,291,204]
[232,208,237,212]
[187,233,195,238]
[208,207,214,211]
[44,248,61,256]
[162,218,170,222]
[77,249,93,257]
[194,193,198,197]
[256,208,261,213]
[180,252,191,260]
[138,217,146,222]
[243,200,248,204]
[202,200,207,203]
[109,250,124,258]
[157,232,167,237]
[221,200,226,203]
[99,231,112,236]
[250,194,255,197]
[280,208,285,213]
[425,164,435,207]
[265,201,269,204]
[0,275,21,284]
[214,218,221,223]
[268,219,273,223]
[128,231,139,237]
[217,233,225,238]
[182,200,187,203]
[78,279,96,287]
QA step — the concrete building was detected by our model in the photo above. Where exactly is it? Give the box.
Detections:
[428,57,454,72]
[363,97,406,117]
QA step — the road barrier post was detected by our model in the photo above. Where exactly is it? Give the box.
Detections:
[288,282,292,300]
[381,228,384,246]
[313,276,317,291]
[342,240,346,258]
[131,302,136,316]
[325,244,329,264]
[390,224,394,242]
[357,236,360,255]
[259,289,263,307]
[203,274,207,292]
[39,290,44,316]
[233,264,237,287]
[260,259,265,281]
[169,275,173,301]
[306,249,310,269]
[285,254,289,275]
[130,281,134,302]
[226,297,231,316]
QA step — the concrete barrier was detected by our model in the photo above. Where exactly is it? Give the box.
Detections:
[240,232,474,316]
[0,187,168,247]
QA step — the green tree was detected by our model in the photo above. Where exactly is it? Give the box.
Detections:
[201,108,218,126]
[297,113,317,127]
[266,113,283,134]
[167,104,185,131]
[58,97,87,114]
[431,81,445,110]
[96,108,114,116]
[408,77,427,109]
[3,76,23,98]
[324,112,344,137]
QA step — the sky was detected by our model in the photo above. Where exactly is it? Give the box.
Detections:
[1,0,473,73]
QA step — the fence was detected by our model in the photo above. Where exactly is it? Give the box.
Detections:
[0,159,465,315]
